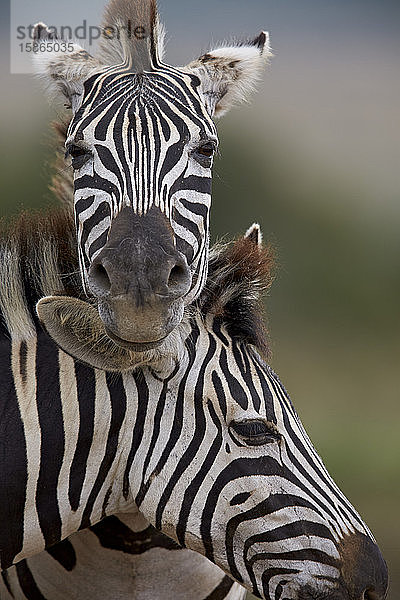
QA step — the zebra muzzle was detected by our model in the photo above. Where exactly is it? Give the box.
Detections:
[86,205,192,346]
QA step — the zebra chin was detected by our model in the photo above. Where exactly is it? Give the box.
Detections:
[97,296,185,351]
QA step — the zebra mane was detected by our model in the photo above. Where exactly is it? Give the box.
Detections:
[200,237,274,355]
[50,121,74,207]
[98,0,165,70]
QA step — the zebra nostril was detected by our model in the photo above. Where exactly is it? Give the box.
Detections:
[168,264,185,286]
[90,263,111,295]
[166,260,191,295]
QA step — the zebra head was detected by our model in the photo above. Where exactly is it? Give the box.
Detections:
[128,227,388,600]
[33,0,271,350]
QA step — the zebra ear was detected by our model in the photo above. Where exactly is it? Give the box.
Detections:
[244,223,263,247]
[185,32,272,118]
[32,23,101,111]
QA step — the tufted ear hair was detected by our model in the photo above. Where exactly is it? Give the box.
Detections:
[185,32,272,118]
[244,223,263,247]
[32,23,102,111]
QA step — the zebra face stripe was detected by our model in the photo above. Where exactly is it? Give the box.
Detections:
[69,69,216,271]
[127,316,387,600]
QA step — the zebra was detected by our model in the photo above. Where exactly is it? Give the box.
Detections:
[31,0,271,351]
[0,205,388,599]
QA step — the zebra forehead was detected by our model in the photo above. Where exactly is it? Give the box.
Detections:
[70,69,214,133]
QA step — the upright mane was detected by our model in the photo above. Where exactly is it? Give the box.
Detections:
[98,0,165,70]
[0,208,78,340]
[201,236,274,355]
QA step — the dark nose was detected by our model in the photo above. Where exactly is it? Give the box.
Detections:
[339,532,388,600]
[88,206,191,302]
[90,245,190,301]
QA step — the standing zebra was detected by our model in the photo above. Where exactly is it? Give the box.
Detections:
[0,206,388,599]
[32,0,271,349]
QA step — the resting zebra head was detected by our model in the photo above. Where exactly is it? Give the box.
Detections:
[122,227,388,600]
[32,0,271,350]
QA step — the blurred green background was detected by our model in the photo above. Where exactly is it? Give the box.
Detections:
[2,0,399,597]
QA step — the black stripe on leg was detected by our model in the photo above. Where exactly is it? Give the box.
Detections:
[204,575,234,600]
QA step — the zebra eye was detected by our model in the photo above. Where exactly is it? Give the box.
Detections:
[193,142,216,166]
[229,419,281,447]
[197,142,215,157]
[65,145,91,170]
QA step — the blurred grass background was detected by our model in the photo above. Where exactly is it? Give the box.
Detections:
[2,0,399,597]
